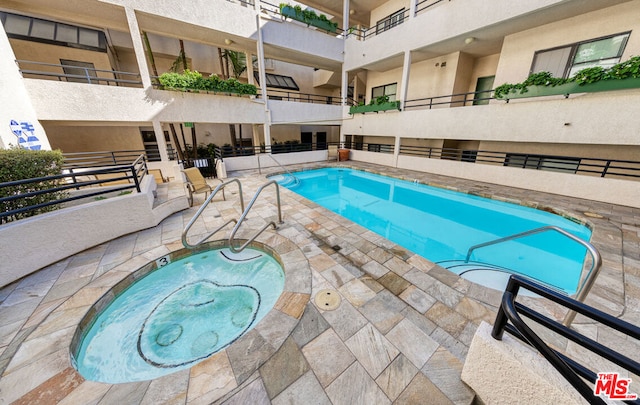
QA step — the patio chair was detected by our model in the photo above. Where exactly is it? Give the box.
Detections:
[182,167,225,206]
[95,172,131,186]
[327,144,338,161]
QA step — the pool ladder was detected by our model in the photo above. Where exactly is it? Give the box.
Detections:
[463,225,601,326]
[182,178,283,252]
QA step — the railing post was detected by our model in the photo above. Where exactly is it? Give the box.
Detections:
[601,160,611,177]
[131,164,141,192]
[492,277,521,340]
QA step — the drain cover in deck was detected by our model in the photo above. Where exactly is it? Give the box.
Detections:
[314,289,341,311]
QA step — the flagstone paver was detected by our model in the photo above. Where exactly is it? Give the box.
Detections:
[0,162,638,404]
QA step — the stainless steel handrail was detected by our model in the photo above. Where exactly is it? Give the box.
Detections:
[228,180,284,253]
[263,153,300,187]
[464,225,602,326]
[182,179,244,248]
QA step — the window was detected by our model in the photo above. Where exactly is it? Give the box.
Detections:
[376,9,405,34]
[0,12,107,52]
[371,83,397,102]
[253,72,299,90]
[531,32,630,78]
[60,60,97,83]
[504,154,580,174]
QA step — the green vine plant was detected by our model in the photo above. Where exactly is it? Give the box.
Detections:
[279,3,338,31]
[370,94,390,105]
[493,55,640,99]
[158,70,257,95]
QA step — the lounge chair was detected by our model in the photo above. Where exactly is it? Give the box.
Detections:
[182,167,225,206]
[148,169,168,184]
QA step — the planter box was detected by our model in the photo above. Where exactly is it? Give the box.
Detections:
[349,101,401,114]
[577,77,640,93]
[499,82,579,100]
[499,77,640,100]
[280,5,337,33]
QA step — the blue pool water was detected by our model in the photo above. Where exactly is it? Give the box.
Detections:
[273,168,591,294]
[73,247,284,383]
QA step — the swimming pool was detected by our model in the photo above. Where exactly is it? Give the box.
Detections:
[71,245,284,383]
[273,168,591,294]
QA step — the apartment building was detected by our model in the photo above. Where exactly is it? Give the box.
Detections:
[1,0,639,207]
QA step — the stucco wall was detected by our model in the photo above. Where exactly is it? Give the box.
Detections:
[405,52,461,101]
[24,80,268,124]
[462,322,585,405]
[466,53,500,93]
[369,0,411,27]
[343,90,640,146]
[10,38,113,80]
[494,1,640,85]
[44,125,144,152]
[396,154,640,208]
[0,176,189,287]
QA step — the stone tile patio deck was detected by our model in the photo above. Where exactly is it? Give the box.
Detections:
[0,161,638,404]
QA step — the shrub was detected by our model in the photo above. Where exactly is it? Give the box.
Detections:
[158,71,257,95]
[0,147,67,223]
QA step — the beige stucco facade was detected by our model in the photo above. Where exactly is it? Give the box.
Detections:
[0,0,638,208]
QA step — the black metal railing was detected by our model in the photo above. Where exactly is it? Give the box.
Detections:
[213,142,333,159]
[404,90,495,110]
[415,0,450,16]
[16,60,143,87]
[259,89,341,105]
[228,0,255,7]
[396,146,640,179]
[260,0,344,36]
[345,142,395,154]
[492,275,640,405]
[349,9,410,41]
[1,154,148,223]
[62,149,178,169]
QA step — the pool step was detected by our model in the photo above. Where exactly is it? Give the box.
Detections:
[437,260,511,275]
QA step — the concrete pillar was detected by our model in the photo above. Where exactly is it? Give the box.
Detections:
[124,7,152,89]
[152,121,169,162]
[254,14,271,147]
[245,51,255,86]
[399,50,412,109]
[409,0,418,18]
[393,136,401,167]
[343,0,350,37]
[0,22,50,150]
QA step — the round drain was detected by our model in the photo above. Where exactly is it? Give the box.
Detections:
[314,289,341,311]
